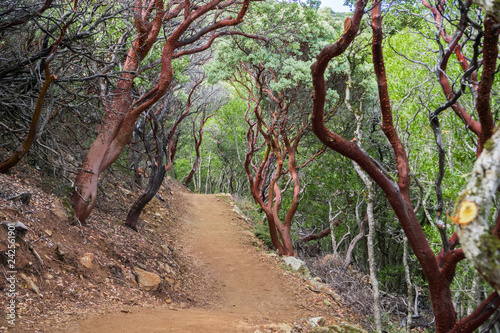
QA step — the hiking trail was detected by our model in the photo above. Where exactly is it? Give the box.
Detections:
[65,193,322,332]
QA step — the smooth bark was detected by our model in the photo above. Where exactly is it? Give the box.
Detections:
[71,0,252,222]
[310,0,497,330]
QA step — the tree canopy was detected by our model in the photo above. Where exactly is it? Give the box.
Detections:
[1,0,500,331]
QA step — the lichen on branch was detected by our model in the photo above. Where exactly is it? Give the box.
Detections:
[455,127,500,294]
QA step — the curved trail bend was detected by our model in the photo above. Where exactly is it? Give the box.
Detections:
[72,193,311,332]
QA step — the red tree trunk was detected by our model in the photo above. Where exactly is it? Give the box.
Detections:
[310,0,499,331]
[71,0,252,222]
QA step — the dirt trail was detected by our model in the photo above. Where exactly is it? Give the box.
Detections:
[68,193,310,332]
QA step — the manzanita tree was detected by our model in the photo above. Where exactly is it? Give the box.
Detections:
[311,0,500,331]
[209,1,343,255]
[242,82,326,256]
[71,0,256,223]
[125,77,204,229]
[183,94,217,187]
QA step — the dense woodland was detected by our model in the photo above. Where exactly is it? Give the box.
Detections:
[1,0,500,332]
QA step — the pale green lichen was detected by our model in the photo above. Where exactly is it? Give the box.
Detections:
[483,137,495,151]
[60,197,76,224]
[479,233,500,270]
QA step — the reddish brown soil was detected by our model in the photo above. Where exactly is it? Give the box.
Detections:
[64,193,328,332]
[0,166,350,333]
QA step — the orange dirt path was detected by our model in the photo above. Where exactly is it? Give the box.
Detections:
[66,193,310,332]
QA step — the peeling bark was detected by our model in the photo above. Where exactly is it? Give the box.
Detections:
[241,64,322,256]
[311,0,471,330]
[422,0,482,137]
[311,0,499,331]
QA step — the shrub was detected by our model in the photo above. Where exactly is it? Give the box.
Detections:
[253,222,274,250]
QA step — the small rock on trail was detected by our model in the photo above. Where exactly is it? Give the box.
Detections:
[63,193,340,332]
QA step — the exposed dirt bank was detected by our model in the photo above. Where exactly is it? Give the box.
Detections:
[0,167,355,333]
[64,193,345,332]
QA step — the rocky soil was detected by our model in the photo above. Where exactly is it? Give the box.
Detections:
[0,166,365,333]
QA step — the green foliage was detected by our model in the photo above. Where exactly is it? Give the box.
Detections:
[4,0,499,326]
[234,196,262,221]
[39,176,73,198]
[383,2,427,35]
[378,264,405,292]
[207,0,339,91]
[60,197,76,224]
[172,56,192,84]
[254,221,274,249]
